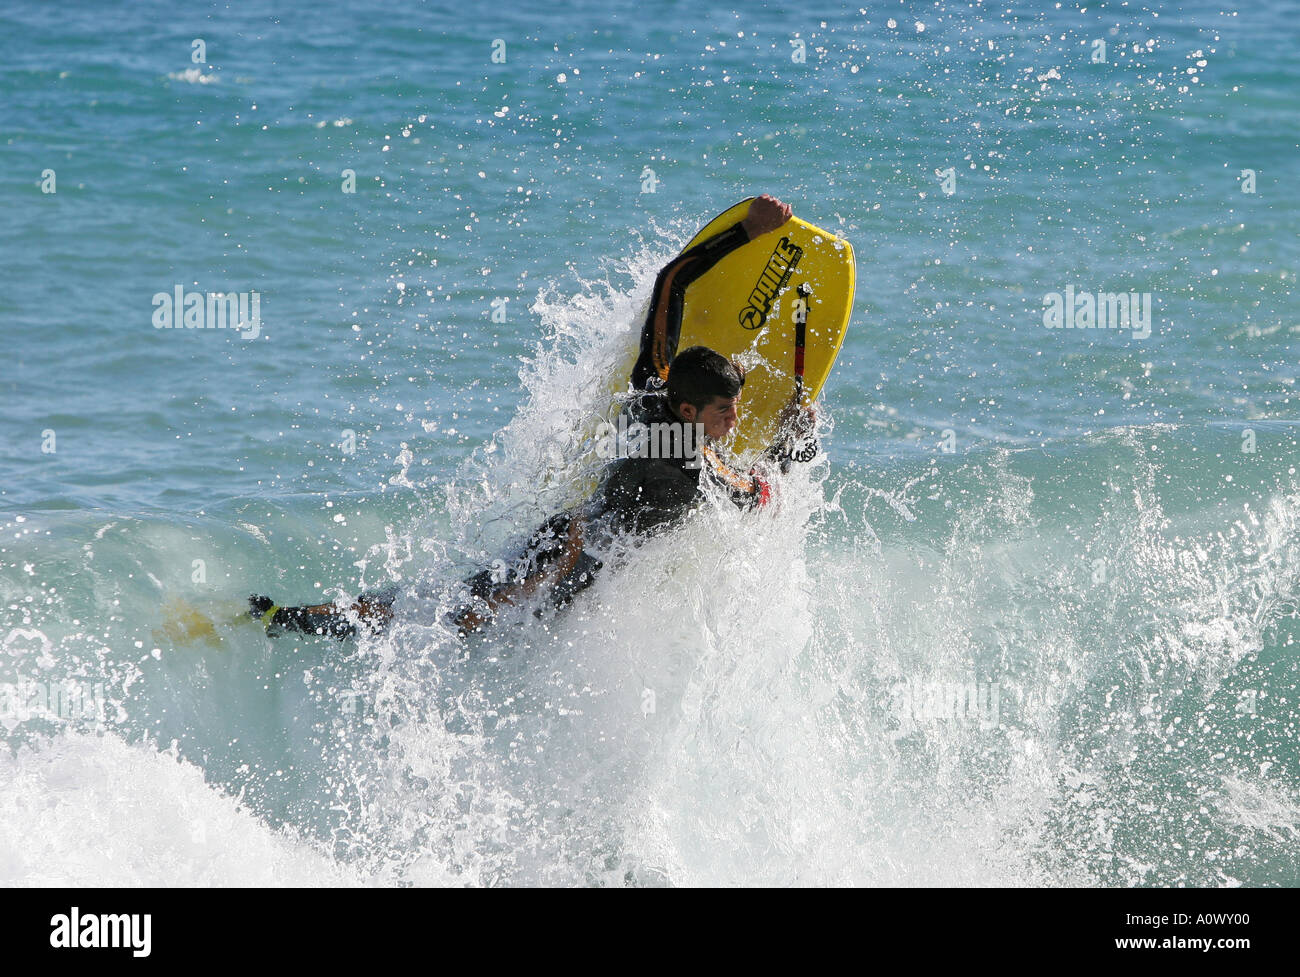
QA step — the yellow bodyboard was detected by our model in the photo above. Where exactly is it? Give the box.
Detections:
[675,198,855,463]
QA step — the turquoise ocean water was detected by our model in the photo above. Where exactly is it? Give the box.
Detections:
[1,0,1297,885]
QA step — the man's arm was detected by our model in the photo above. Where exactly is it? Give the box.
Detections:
[630,194,793,390]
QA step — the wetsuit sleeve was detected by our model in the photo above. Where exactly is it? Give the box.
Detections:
[699,445,772,513]
[630,221,752,391]
[718,470,771,512]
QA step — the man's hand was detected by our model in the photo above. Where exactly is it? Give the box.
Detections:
[759,395,818,472]
[741,193,793,239]
[776,397,817,443]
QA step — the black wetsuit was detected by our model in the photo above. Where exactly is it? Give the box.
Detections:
[457,218,774,618]
[259,216,779,635]
[594,390,770,536]
[458,388,772,619]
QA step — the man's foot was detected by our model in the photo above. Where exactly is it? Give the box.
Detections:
[248,593,279,629]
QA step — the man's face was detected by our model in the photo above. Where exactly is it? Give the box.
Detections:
[678,394,740,440]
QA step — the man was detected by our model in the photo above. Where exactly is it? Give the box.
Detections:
[250,194,815,637]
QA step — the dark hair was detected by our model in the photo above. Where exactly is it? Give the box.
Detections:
[665,346,744,411]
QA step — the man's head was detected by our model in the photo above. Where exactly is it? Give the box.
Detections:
[666,346,744,440]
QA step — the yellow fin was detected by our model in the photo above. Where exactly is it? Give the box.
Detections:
[153,597,223,647]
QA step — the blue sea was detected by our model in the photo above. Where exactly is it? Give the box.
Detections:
[1,0,1297,886]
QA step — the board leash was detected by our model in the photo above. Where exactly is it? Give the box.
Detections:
[790,282,818,464]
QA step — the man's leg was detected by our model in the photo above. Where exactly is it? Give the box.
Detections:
[547,550,603,610]
[450,513,591,634]
[250,584,399,639]
[251,512,595,639]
